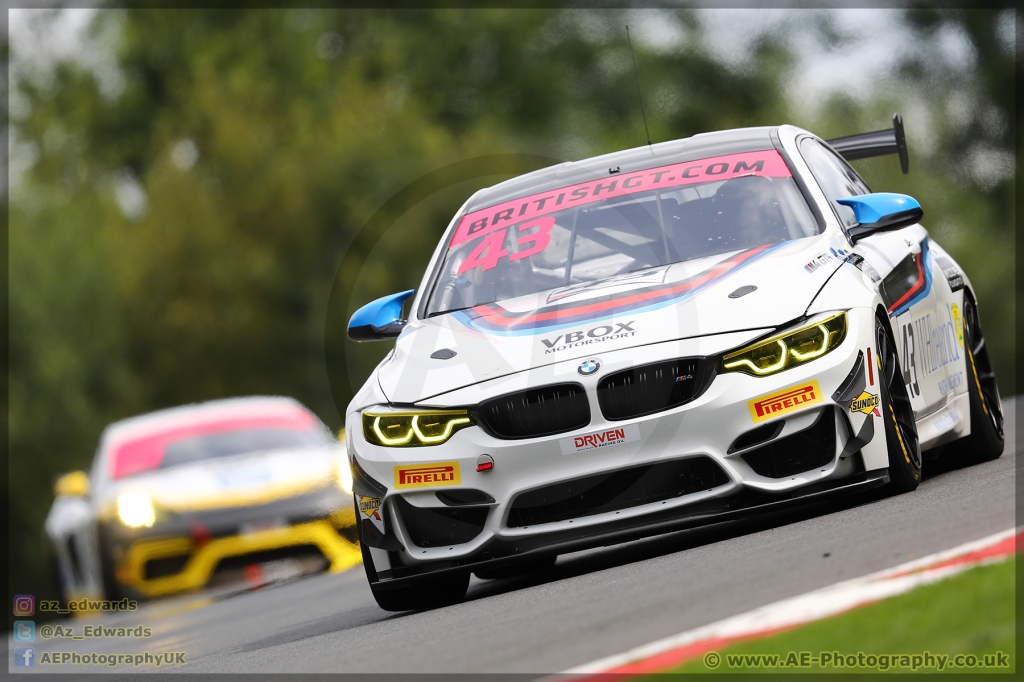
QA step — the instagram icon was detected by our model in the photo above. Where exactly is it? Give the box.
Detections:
[13,595,35,616]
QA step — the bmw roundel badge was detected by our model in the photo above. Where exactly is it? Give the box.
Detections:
[578,359,601,376]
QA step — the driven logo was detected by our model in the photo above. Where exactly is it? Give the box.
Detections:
[560,423,641,454]
[394,463,461,490]
[748,381,823,423]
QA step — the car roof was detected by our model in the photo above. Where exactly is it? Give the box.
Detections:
[465,126,779,213]
[100,396,315,445]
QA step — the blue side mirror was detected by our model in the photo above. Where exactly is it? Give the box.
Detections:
[348,290,415,342]
[837,192,923,242]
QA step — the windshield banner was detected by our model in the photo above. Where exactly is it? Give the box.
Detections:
[449,150,792,249]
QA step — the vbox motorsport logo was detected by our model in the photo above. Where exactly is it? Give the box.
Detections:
[541,321,637,354]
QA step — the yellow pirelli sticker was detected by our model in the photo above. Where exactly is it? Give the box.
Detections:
[748,380,824,423]
[393,462,461,490]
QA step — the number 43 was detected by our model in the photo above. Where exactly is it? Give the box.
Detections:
[457,217,555,274]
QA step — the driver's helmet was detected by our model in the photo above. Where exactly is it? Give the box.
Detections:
[710,175,788,248]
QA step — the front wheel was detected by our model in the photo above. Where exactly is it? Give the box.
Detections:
[359,524,470,612]
[876,312,922,492]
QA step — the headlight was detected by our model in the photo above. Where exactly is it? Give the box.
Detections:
[722,312,847,377]
[116,492,155,528]
[362,409,473,447]
[338,458,354,493]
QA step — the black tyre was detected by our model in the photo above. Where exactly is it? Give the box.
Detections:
[876,312,922,492]
[359,524,470,611]
[369,570,470,612]
[475,554,556,580]
[48,550,69,605]
[947,296,1004,462]
[96,527,124,601]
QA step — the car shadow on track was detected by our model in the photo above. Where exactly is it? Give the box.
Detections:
[229,602,402,654]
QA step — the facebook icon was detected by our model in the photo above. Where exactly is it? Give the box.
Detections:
[14,647,35,668]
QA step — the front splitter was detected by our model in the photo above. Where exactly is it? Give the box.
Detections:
[368,469,889,590]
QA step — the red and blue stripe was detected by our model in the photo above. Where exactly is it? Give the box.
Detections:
[452,243,787,336]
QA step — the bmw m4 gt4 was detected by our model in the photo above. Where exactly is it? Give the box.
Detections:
[346,116,1003,611]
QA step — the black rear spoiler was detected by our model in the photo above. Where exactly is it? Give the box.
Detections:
[825,113,909,174]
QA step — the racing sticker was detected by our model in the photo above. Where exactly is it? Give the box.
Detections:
[748,381,823,423]
[449,150,793,250]
[357,495,382,521]
[898,306,961,399]
[393,462,461,490]
[934,250,965,291]
[950,303,964,348]
[541,321,637,355]
[560,423,641,455]
[850,391,881,417]
[803,246,849,274]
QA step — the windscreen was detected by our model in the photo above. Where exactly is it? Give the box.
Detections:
[110,411,332,479]
[426,150,819,316]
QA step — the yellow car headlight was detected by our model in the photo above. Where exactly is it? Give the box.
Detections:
[116,491,155,528]
[362,409,473,447]
[722,312,847,377]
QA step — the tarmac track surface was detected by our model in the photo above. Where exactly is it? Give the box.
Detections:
[17,400,1016,676]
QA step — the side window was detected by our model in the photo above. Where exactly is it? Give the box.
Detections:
[798,137,872,228]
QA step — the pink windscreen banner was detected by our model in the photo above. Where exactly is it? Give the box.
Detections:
[449,149,793,249]
[110,410,317,480]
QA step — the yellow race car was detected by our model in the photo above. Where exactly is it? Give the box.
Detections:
[46,397,359,601]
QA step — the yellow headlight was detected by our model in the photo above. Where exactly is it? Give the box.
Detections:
[723,312,847,377]
[362,410,473,447]
[116,492,155,528]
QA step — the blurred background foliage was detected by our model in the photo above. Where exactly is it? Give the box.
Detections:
[7,8,1016,605]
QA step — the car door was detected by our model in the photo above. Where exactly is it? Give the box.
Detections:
[797,136,946,418]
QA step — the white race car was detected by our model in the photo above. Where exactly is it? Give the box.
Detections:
[345,117,1004,611]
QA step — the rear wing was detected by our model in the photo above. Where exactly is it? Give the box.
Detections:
[825,113,909,174]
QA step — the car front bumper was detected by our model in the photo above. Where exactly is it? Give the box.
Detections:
[349,307,891,585]
[103,485,359,598]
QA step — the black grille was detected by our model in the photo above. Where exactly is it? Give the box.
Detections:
[475,383,590,439]
[394,496,489,547]
[742,408,836,478]
[507,456,730,527]
[143,554,190,580]
[597,357,714,421]
[436,489,495,506]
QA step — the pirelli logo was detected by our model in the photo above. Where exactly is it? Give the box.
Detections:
[748,381,823,423]
[394,462,461,490]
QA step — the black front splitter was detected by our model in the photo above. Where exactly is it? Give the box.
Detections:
[370,469,890,591]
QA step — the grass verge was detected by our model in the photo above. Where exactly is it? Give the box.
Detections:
[663,556,1015,674]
